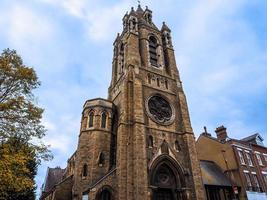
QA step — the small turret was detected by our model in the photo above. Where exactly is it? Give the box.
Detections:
[161,22,173,48]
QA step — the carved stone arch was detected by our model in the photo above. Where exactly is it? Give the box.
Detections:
[95,185,115,200]
[87,108,96,115]
[149,155,186,200]
[148,34,159,46]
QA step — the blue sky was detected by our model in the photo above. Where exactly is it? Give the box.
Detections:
[0,0,267,197]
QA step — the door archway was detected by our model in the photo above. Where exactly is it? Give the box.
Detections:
[95,186,114,200]
[150,155,186,200]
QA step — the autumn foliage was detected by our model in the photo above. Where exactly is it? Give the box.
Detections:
[0,49,52,199]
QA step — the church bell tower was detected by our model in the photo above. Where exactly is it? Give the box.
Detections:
[40,5,205,200]
[107,5,205,200]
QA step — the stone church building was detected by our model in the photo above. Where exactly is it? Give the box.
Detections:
[40,5,205,200]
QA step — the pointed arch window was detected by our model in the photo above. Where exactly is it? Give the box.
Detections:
[82,164,88,177]
[149,36,158,67]
[148,135,153,148]
[98,152,105,167]
[88,112,94,128]
[101,112,107,128]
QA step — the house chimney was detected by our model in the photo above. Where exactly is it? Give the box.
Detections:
[215,126,228,142]
[202,126,211,137]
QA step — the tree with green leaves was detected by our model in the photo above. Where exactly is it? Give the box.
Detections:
[0,49,52,199]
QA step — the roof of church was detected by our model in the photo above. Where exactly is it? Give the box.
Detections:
[43,167,65,193]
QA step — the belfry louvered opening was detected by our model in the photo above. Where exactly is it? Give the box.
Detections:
[149,36,158,67]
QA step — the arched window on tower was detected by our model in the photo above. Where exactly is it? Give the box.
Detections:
[88,112,94,128]
[148,135,153,148]
[149,36,158,67]
[82,164,88,177]
[101,112,107,128]
[98,152,105,167]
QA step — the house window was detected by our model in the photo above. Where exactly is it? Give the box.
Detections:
[244,172,252,187]
[88,112,94,128]
[149,36,158,67]
[256,153,263,166]
[82,194,88,200]
[101,112,107,128]
[264,154,267,162]
[252,174,260,188]
[263,173,267,186]
[238,151,246,165]
[246,153,253,166]
[82,164,88,177]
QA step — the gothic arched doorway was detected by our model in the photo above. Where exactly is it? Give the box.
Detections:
[96,186,114,200]
[150,156,186,200]
[99,190,111,200]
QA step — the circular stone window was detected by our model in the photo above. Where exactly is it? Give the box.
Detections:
[146,95,174,125]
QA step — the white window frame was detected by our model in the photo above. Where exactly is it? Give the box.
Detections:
[238,150,246,165]
[244,172,252,187]
[252,173,260,188]
[263,173,267,186]
[256,153,263,166]
[246,153,253,166]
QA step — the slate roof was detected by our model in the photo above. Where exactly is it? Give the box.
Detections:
[200,160,232,186]
[43,167,65,192]
[241,133,263,142]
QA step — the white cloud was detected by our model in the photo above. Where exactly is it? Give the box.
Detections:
[172,0,267,138]
[1,4,54,47]
[43,115,79,153]
[86,2,129,41]
[39,0,87,18]
[39,0,131,41]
